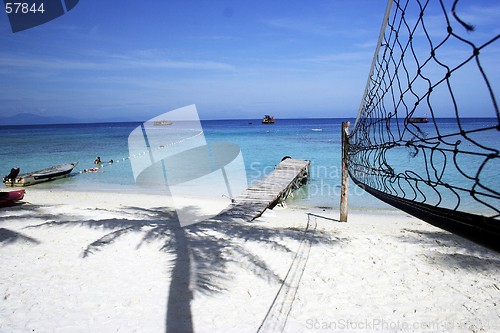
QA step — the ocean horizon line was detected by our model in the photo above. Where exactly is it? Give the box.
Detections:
[0,116,496,128]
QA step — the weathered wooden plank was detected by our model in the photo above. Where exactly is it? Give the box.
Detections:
[211,158,310,222]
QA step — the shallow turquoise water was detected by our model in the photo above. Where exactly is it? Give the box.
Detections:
[0,118,497,212]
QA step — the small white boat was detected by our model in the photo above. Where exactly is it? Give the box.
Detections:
[3,162,78,187]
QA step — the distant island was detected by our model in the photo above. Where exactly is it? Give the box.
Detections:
[0,113,142,125]
[0,113,79,125]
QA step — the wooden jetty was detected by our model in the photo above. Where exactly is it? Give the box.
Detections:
[213,158,310,222]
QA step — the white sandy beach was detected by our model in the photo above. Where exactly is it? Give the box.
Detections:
[1,188,499,333]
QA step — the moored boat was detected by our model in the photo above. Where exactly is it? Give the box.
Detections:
[262,115,275,124]
[153,120,173,126]
[0,189,25,207]
[408,117,429,123]
[3,162,78,187]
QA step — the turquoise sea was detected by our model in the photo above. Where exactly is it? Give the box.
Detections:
[0,118,497,212]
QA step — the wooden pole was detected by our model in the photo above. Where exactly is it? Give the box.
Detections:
[340,121,350,222]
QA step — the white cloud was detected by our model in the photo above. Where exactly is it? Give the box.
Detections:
[457,3,500,27]
[262,18,334,36]
[0,50,235,73]
[298,51,375,65]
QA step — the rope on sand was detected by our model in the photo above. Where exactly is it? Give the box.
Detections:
[256,213,317,333]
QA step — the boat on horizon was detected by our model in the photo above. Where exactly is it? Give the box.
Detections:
[153,120,173,126]
[262,115,275,124]
[408,117,429,123]
[3,162,78,187]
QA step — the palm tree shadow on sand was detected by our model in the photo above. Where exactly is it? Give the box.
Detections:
[0,227,40,245]
[25,204,339,333]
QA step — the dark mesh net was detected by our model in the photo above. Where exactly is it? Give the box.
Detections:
[348,0,499,238]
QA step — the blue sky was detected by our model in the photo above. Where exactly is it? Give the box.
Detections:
[0,0,498,121]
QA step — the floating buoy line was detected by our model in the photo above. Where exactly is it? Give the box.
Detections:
[77,130,204,174]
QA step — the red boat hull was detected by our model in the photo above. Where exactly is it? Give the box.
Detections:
[0,190,26,207]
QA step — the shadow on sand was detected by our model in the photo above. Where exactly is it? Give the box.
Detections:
[12,203,339,333]
[397,228,500,272]
[0,227,40,245]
